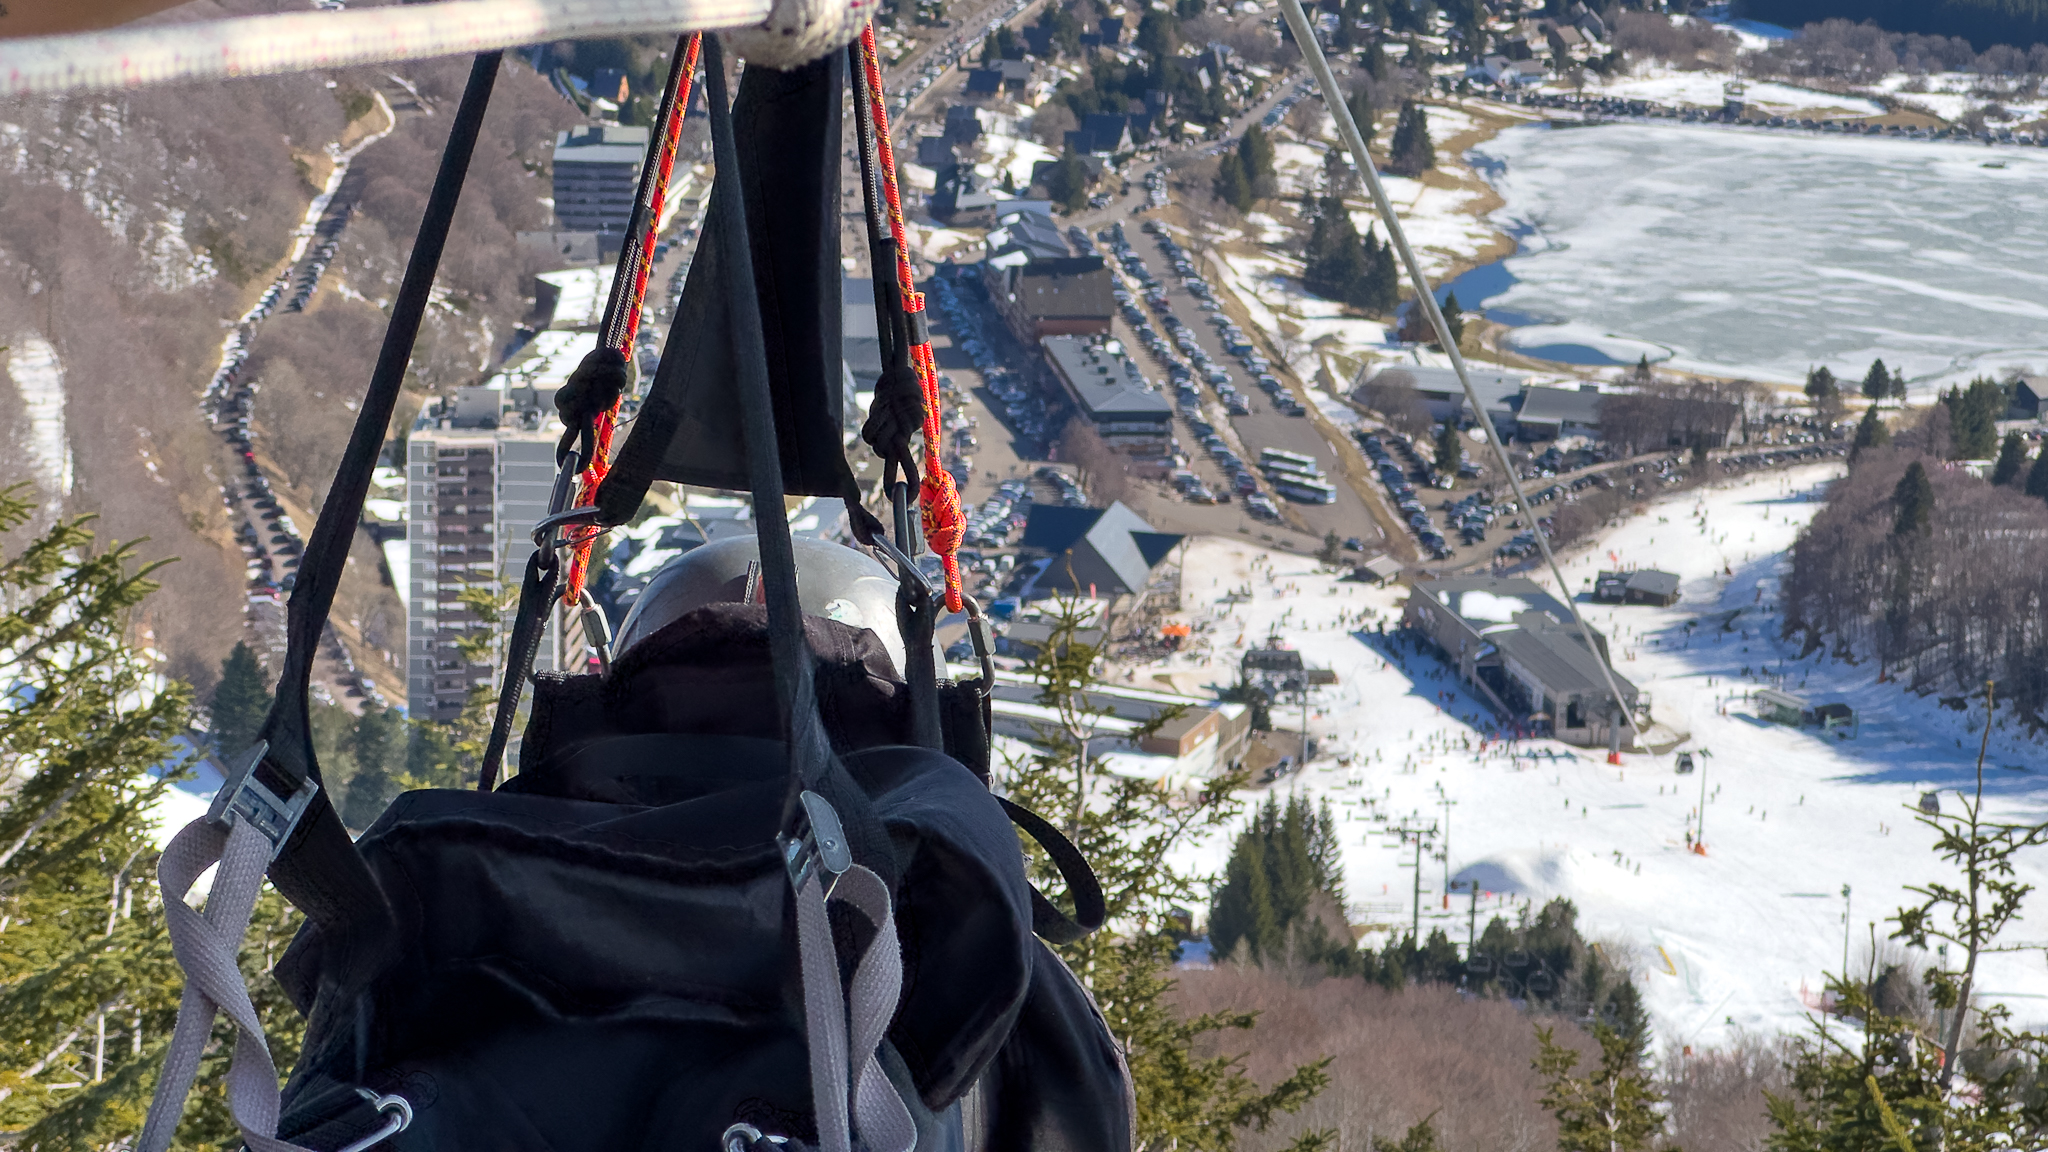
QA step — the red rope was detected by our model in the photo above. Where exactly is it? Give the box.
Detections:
[858,24,964,613]
[564,32,701,604]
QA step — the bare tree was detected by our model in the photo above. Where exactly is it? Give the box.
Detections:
[1057,416,1130,506]
[1353,369,1436,439]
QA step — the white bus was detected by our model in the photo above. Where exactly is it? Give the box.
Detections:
[1261,457,1323,483]
[1259,447,1319,471]
[1273,476,1337,504]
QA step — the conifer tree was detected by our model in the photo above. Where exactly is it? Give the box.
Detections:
[1991,430,2026,486]
[2027,444,2048,504]
[1301,196,1369,307]
[1441,290,1465,346]
[1435,420,1462,476]
[1891,461,1933,537]
[1940,377,2003,460]
[1861,358,1892,400]
[1213,152,1253,213]
[342,704,406,828]
[1804,366,1837,404]
[1003,600,1331,1149]
[1239,122,1276,186]
[1387,1117,1444,1152]
[1849,404,1890,462]
[209,641,270,756]
[1345,86,1376,148]
[1363,227,1401,315]
[1208,795,1351,970]
[1534,1023,1671,1152]
[1388,101,1434,176]
[0,487,301,1146]
[1364,37,1390,82]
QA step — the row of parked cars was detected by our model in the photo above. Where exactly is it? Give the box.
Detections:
[1356,430,1451,559]
[930,274,1050,448]
[962,477,1035,550]
[1185,415,1280,519]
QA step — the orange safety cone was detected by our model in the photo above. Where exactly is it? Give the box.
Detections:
[1607,751,1623,766]
[1691,842,1707,856]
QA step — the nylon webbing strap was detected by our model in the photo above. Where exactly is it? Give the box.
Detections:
[704,35,827,805]
[476,549,559,791]
[263,52,500,955]
[999,797,1106,944]
[141,819,308,1152]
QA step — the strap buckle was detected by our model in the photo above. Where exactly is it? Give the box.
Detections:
[205,740,318,859]
[781,790,852,893]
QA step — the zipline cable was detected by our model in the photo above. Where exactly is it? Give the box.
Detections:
[1274,0,1645,748]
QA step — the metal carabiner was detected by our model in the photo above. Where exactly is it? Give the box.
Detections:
[335,1090,412,1152]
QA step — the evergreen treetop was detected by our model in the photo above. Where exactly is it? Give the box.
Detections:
[1891,461,1934,536]
[1861,358,1893,400]
[1388,101,1435,176]
[1940,377,2004,460]
[1214,152,1254,213]
[209,641,270,756]
[2027,443,2048,502]
[1534,1023,1672,1152]
[1434,419,1463,476]
[1805,366,1838,401]
[1850,404,1891,462]
[1990,431,2026,486]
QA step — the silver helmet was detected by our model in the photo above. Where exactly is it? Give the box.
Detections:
[612,535,937,677]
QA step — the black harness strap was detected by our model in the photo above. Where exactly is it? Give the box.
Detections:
[476,549,558,792]
[999,798,1106,944]
[263,52,503,971]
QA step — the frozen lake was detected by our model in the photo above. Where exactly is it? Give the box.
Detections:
[1465,123,2048,391]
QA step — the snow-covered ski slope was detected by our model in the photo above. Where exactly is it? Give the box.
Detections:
[1165,463,2048,1050]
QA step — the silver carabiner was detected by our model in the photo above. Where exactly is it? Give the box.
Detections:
[335,1090,412,1152]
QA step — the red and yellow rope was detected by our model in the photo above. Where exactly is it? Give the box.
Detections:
[564,32,701,604]
[856,23,964,613]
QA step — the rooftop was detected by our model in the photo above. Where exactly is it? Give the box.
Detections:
[1042,337,1171,423]
[1518,384,1606,427]
[553,124,650,166]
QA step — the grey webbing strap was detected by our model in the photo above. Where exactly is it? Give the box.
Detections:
[792,869,852,1152]
[792,864,915,1152]
[140,819,311,1152]
[835,865,915,1152]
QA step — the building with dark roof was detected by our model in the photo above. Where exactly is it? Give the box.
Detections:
[943,104,983,146]
[964,68,1002,96]
[1020,500,1182,599]
[1067,113,1132,155]
[915,134,956,168]
[1515,384,1606,441]
[1041,336,1172,446]
[929,166,1000,224]
[2010,376,2046,421]
[1404,575,1640,747]
[551,125,648,234]
[1595,569,1680,606]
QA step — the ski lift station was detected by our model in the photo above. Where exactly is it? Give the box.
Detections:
[1404,575,1662,750]
[1755,688,1858,736]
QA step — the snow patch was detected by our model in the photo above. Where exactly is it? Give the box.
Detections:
[8,336,71,508]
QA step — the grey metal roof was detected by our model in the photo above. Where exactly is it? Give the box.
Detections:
[1019,501,1179,597]
[1042,337,1171,424]
[1014,258,1115,322]
[1368,365,1525,410]
[1414,575,1569,629]
[1495,613,1637,705]
[1624,569,1680,598]
[1517,385,1606,428]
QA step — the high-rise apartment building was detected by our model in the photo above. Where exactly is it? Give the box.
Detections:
[405,385,561,722]
[551,125,649,235]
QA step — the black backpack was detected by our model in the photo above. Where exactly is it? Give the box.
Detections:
[138,33,1133,1152]
[266,607,1132,1152]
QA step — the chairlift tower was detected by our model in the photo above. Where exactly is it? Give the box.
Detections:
[1389,819,1438,945]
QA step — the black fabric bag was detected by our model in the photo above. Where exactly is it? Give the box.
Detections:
[269,609,1134,1152]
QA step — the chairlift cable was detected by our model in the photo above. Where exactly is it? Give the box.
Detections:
[1275,0,1643,746]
